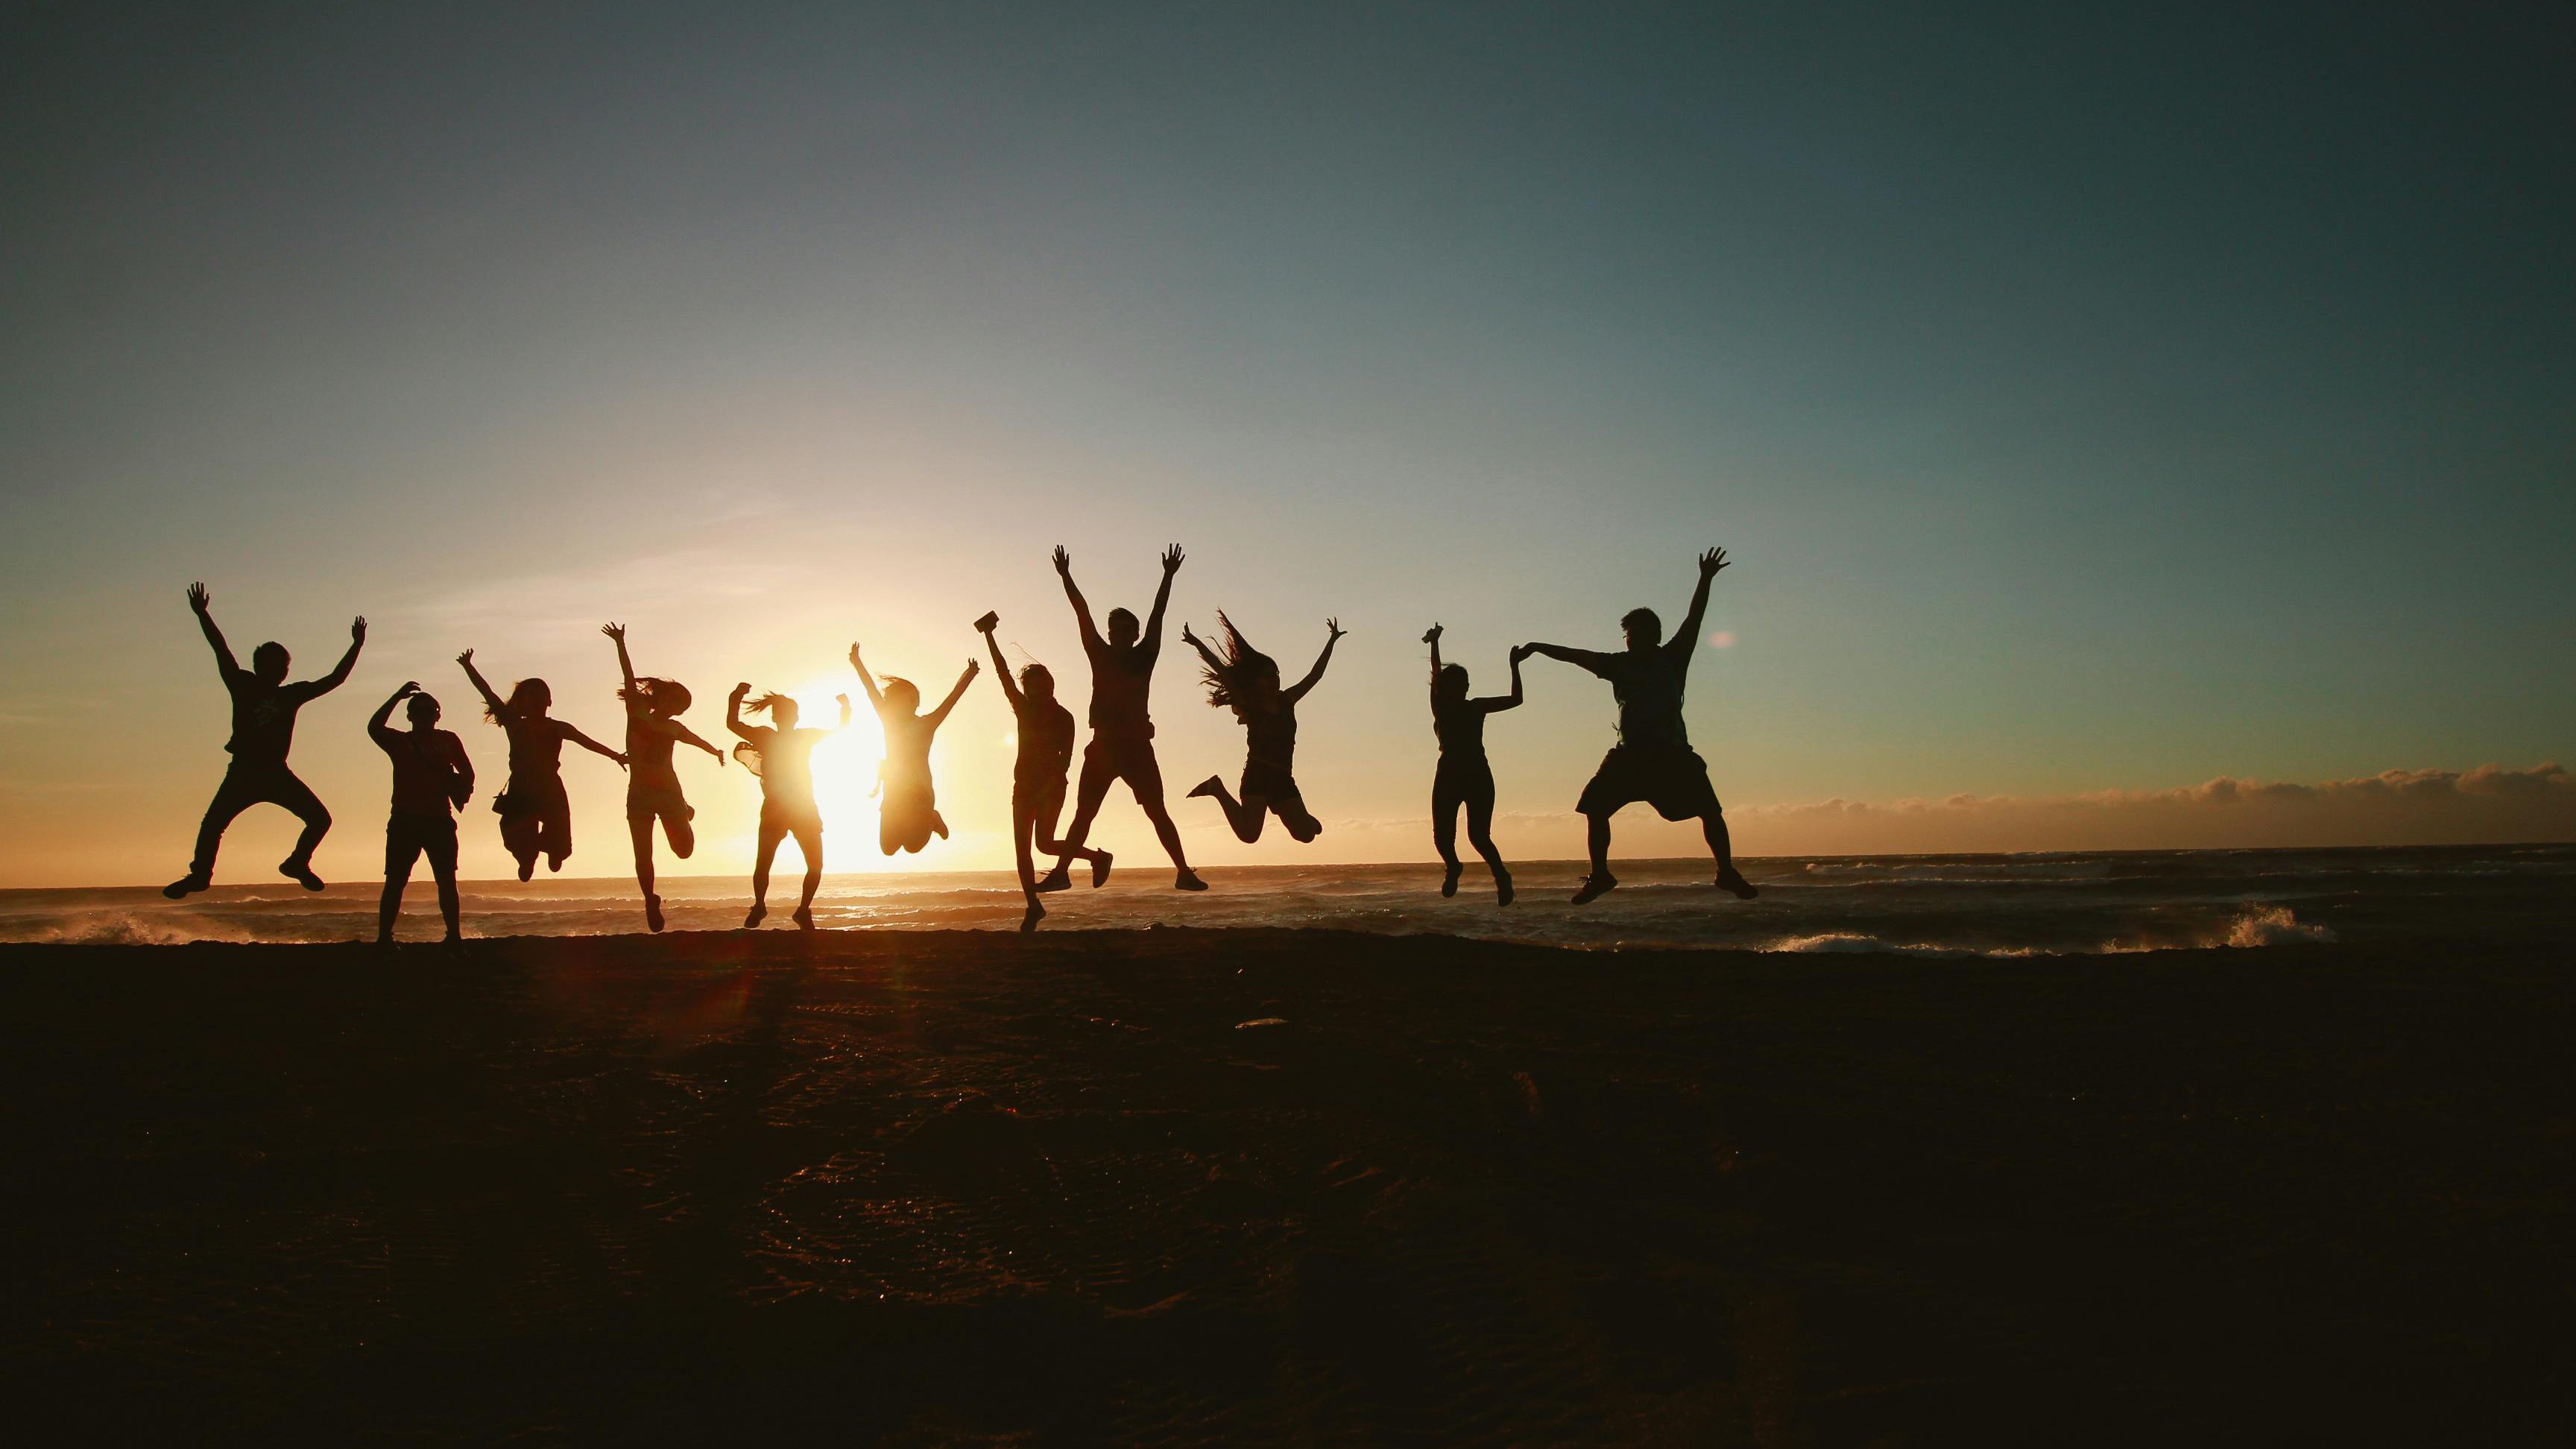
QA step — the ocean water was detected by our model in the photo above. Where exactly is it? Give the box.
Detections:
[5,844,2568,954]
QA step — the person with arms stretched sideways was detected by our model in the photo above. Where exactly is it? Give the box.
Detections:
[728,682,847,929]
[977,610,1112,932]
[1048,544,1208,891]
[848,640,977,856]
[1183,613,1343,845]
[455,650,627,881]
[603,623,724,932]
[1423,625,1524,905]
[367,681,473,944]
[165,583,365,898]
[1520,548,1759,905]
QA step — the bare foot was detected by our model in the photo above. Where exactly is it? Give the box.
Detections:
[281,859,324,892]
[162,874,209,900]
[1175,870,1209,891]
[743,902,767,929]
[1570,872,1617,905]
[1187,775,1225,799]
[1715,867,1760,900]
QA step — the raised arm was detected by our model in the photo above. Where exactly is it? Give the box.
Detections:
[846,643,885,709]
[1424,624,1444,705]
[1053,546,1101,651]
[603,622,637,695]
[666,719,725,762]
[1519,641,1612,673]
[1283,617,1345,704]
[186,583,240,677]
[978,616,1023,709]
[836,693,853,730]
[312,616,367,694]
[1179,622,1225,675]
[927,659,979,727]
[368,681,414,743]
[725,682,757,742]
[1483,647,1528,713]
[560,722,627,767]
[1672,548,1729,662]
[1140,544,1184,657]
[456,650,511,722]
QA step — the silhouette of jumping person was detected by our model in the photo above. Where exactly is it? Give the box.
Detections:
[455,650,627,881]
[1183,614,1343,844]
[165,583,365,898]
[603,623,724,932]
[729,683,847,929]
[1424,625,1524,904]
[1049,545,1208,891]
[368,681,473,943]
[1521,549,1758,904]
[977,611,1112,932]
[849,641,977,856]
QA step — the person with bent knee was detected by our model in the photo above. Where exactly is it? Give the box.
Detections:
[1520,548,1758,906]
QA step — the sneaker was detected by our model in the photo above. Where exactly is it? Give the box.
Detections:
[1090,850,1114,888]
[1020,900,1045,934]
[1036,865,1073,894]
[1440,863,1462,898]
[162,874,210,900]
[1715,868,1760,900]
[281,860,325,892]
[1495,870,1515,908]
[1570,873,1617,905]
[792,906,815,930]
[743,903,768,929]
[644,894,665,933]
[1175,870,1210,891]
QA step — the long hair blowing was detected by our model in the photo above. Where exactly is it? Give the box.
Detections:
[747,691,797,719]
[621,676,692,715]
[1198,612,1280,716]
[493,677,550,722]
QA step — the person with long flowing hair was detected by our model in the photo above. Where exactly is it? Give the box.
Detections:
[456,649,626,880]
[1422,625,1524,905]
[727,682,847,929]
[1181,613,1344,845]
[602,623,724,932]
[848,640,977,856]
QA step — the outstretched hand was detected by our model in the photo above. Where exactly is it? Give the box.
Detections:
[602,622,625,643]
[1181,622,1203,648]
[1699,547,1731,578]
[186,582,210,614]
[1325,617,1346,642]
[1423,623,1442,645]
[965,658,981,675]
[1161,543,1185,575]
[1052,545,1071,577]
[847,642,863,669]
[350,616,367,643]
[455,648,475,666]
[730,681,751,699]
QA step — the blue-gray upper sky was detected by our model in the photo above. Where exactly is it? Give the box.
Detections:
[3,1,2569,885]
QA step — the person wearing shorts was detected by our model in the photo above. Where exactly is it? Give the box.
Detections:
[604,623,725,932]
[1046,544,1207,891]
[1521,548,1760,905]
[368,681,473,942]
[727,682,845,929]
[165,583,366,898]
[979,613,1111,931]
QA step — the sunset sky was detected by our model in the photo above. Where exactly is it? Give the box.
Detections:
[3,2,2570,888]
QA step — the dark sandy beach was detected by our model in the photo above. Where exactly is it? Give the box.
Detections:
[4,927,2570,1445]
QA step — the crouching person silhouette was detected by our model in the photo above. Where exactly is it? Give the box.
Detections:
[1521,549,1758,904]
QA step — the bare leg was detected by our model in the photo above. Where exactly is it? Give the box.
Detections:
[1705,812,1758,898]
[630,813,662,931]
[1131,776,1205,888]
[378,852,413,944]
[1190,775,1267,843]
[1465,783,1512,906]
[1432,783,1464,894]
[792,824,824,926]
[1572,812,1617,903]
[432,853,461,939]
[747,819,781,927]
[1032,789,1108,885]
